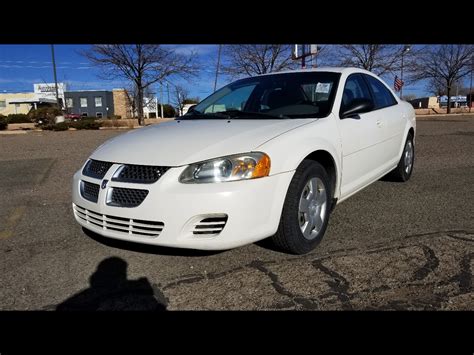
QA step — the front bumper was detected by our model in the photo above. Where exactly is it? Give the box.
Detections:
[72,164,294,250]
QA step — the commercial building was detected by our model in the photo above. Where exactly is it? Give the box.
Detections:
[409,97,439,109]
[112,89,133,118]
[64,90,114,118]
[0,92,57,116]
[439,95,467,108]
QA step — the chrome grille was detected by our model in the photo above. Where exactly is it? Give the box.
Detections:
[73,204,164,238]
[82,159,113,179]
[107,187,149,208]
[112,164,169,184]
[80,181,100,203]
[193,216,228,236]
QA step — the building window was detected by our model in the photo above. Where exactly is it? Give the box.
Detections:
[80,98,88,108]
[66,98,73,108]
[81,112,88,117]
[95,97,102,107]
[96,112,103,118]
[0,100,6,109]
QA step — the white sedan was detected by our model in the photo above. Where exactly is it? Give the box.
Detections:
[72,67,416,254]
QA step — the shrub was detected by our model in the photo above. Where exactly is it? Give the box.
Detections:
[7,113,31,124]
[0,116,7,131]
[42,122,69,131]
[70,119,102,130]
[28,107,63,126]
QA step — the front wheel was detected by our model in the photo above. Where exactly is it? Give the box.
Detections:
[272,160,332,255]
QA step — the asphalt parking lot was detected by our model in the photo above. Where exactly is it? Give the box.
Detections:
[0,119,473,310]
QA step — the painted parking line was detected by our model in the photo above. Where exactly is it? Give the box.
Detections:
[0,206,27,240]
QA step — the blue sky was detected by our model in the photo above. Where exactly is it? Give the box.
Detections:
[0,45,221,101]
[0,44,432,99]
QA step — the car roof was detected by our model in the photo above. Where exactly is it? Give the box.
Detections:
[255,67,375,77]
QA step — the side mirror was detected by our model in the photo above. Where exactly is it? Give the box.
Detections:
[341,98,374,119]
[187,104,197,113]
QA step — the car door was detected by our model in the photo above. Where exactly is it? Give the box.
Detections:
[363,74,405,167]
[338,74,387,198]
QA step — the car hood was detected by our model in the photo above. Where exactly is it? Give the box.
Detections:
[90,119,315,166]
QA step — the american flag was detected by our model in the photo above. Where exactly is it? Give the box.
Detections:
[394,75,404,91]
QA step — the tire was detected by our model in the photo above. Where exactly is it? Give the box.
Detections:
[272,160,332,255]
[388,134,415,182]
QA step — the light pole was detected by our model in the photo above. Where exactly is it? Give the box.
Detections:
[214,44,222,92]
[400,45,411,100]
[469,55,473,113]
[51,44,60,109]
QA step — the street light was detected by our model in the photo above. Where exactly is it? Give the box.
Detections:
[400,45,411,100]
[469,55,473,113]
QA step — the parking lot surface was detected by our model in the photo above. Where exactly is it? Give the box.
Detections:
[0,119,473,310]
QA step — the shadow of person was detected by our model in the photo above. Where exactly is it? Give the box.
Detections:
[56,257,167,311]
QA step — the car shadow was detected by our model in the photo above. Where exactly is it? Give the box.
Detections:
[56,257,167,311]
[83,227,225,257]
[379,174,405,183]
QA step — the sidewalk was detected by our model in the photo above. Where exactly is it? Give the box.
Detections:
[416,113,474,121]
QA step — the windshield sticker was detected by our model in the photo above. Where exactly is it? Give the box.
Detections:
[315,82,331,94]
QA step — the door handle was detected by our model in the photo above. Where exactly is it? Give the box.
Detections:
[376,120,382,126]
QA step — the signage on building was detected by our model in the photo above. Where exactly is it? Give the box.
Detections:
[439,95,466,103]
[33,83,66,100]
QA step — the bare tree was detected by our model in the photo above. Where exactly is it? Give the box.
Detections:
[411,45,474,113]
[221,45,297,78]
[426,76,447,96]
[82,45,199,125]
[333,45,417,76]
[171,85,190,116]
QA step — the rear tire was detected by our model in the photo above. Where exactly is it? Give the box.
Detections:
[272,160,332,255]
[388,134,414,182]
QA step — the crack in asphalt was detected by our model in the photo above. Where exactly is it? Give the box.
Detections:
[249,260,320,310]
[311,259,352,310]
[412,245,440,281]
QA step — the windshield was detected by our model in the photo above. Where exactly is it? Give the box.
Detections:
[182,71,341,119]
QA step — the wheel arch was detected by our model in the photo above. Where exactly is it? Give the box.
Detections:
[300,149,339,200]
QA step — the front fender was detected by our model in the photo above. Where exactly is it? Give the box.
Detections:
[256,116,342,198]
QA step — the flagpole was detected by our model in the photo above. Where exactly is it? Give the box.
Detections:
[400,45,411,100]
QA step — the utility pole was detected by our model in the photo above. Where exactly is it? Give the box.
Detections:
[51,44,60,109]
[469,55,473,113]
[160,84,164,118]
[214,44,222,92]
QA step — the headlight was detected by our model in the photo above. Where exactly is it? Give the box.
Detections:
[179,152,271,183]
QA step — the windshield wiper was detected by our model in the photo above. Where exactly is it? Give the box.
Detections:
[218,110,290,119]
[179,110,289,120]
[179,111,231,120]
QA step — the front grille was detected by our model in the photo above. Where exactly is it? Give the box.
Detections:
[80,181,100,203]
[193,216,228,236]
[74,204,164,238]
[107,187,149,208]
[82,159,113,179]
[112,164,169,184]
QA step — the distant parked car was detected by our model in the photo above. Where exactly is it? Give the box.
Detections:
[64,113,82,121]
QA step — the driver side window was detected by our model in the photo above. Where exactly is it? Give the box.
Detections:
[341,74,372,113]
